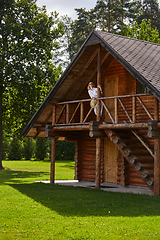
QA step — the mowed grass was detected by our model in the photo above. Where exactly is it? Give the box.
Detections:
[0,160,160,240]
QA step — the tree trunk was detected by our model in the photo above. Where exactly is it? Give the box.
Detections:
[0,86,4,170]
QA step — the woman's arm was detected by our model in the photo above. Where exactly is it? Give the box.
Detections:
[97,85,103,94]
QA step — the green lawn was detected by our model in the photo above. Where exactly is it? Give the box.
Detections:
[0,160,160,240]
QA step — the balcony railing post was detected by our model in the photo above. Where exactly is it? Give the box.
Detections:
[154,96,159,121]
[80,102,84,123]
[115,98,118,124]
[132,96,136,123]
[63,105,66,124]
[66,103,69,123]
[97,45,101,122]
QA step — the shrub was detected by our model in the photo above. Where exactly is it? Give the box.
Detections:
[23,137,36,160]
[35,138,50,160]
[55,140,75,160]
[8,133,22,160]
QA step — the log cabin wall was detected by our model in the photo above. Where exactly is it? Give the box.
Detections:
[117,154,148,187]
[103,59,153,187]
[77,133,104,182]
[59,58,156,187]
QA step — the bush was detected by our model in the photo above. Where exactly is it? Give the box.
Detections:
[2,128,75,161]
[23,137,35,160]
[55,140,75,160]
[8,133,22,160]
[35,138,50,160]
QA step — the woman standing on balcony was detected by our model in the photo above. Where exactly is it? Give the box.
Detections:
[87,82,103,116]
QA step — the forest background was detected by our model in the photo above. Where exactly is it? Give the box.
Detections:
[1,0,160,167]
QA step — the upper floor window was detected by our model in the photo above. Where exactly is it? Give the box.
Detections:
[137,81,149,94]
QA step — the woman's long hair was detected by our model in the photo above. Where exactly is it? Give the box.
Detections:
[87,82,95,90]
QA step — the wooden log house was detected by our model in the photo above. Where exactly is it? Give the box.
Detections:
[21,30,160,196]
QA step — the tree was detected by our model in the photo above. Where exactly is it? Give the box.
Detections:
[35,138,50,160]
[68,8,95,59]
[0,0,64,169]
[67,0,143,58]
[120,19,160,43]
[137,0,160,32]
[52,15,73,69]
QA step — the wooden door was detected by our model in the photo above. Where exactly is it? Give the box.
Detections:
[104,76,118,183]
[104,138,118,183]
[104,76,118,123]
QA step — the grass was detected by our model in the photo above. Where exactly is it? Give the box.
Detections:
[0,160,160,240]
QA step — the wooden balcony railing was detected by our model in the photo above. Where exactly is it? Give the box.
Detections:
[53,94,158,125]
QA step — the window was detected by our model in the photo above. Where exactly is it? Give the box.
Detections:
[137,81,149,94]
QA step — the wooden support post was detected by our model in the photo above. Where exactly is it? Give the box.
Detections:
[97,45,101,122]
[132,96,136,123]
[154,96,159,121]
[80,102,84,123]
[95,137,101,188]
[52,104,56,125]
[50,138,56,184]
[63,106,66,124]
[154,137,160,195]
[66,103,69,123]
[115,98,118,124]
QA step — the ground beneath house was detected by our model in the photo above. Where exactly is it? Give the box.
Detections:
[36,180,154,195]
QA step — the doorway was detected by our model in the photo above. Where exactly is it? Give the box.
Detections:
[104,75,118,183]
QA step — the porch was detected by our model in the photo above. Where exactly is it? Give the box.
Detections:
[50,93,158,128]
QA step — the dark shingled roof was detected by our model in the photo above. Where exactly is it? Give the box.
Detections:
[21,30,160,137]
[95,30,160,94]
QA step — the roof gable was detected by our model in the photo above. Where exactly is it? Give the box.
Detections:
[21,30,160,137]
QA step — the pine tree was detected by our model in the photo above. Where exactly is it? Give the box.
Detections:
[137,0,160,32]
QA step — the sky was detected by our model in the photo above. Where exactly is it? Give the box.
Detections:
[36,0,96,19]
[36,0,160,20]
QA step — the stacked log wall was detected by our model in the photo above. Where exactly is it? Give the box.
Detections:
[77,134,104,182]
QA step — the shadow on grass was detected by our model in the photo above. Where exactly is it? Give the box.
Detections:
[9,182,160,217]
[0,169,48,185]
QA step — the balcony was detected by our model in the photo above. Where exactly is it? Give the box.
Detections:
[52,94,157,128]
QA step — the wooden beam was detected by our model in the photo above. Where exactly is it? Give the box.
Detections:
[154,138,160,195]
[83,108,93,123]
[53,124,89,131]
[69,103,81,123]
[132,96,136,123]
[44,112,52,125]
[115,98,118,124]
[99,122,148,129]
[131,130,154,157]
[154,96,159,121]
[95,137,101,188]
[56,105,66,124]
[63,47,99,100]
[97,45,101,121]
[50,138,55,184]
[80,102,84,123]
[118,98,133,123]
[52,104,56,125]
[100,99,115,123]
[66,103,69,124]
[137,96,153,120]
[73,51,111,101]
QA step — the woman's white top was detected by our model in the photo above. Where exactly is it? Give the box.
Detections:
[88,87,103,116]
[88,88,97,99]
